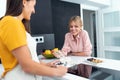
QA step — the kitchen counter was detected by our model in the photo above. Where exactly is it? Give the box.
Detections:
[1,55,120,80]
[39,55,120,71]
[39,55,120,80]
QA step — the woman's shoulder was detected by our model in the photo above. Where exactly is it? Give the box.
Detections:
[65,33,74,40]
[65,32,71,37]
[79,30,89,38]
[1,16,24,30]
[81,30,88,35]
[81,29,88,33]
[1,16,18,23]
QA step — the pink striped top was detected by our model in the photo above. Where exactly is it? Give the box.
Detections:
[61,30,92,56]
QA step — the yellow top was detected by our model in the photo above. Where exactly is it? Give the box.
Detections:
[0,16,27,77]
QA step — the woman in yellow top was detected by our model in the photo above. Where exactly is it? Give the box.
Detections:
[0,0,67,80]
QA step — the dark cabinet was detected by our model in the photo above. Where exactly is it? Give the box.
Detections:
[30,0,80,50]
[51,0,80,49]
[31,0,53,34]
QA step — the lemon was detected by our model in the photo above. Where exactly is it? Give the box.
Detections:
[45,50,51,54]
[53,48,59,52]
[42,49,55,59]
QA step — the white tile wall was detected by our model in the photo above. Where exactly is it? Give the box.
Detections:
[0,0,6,18]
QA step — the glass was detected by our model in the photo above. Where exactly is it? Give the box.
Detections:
[104,11,120,27]
[104,32,120,46]
[105,51,120,60]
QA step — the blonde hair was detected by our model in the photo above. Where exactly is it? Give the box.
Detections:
[68,16,83,28]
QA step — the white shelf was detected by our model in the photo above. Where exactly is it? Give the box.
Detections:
[104,46,120,52]
[104,27,120,32]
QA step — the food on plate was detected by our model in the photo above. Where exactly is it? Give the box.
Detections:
[42,49,55,59]
[44,50,51,54]
[42,48,59,59]
[87,58,103,63]
[53,48,59,52]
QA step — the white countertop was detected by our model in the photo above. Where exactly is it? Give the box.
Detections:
[83,57,120,71]
[39,55,120,80]
[1,55,120,80]
[40,55,120,71]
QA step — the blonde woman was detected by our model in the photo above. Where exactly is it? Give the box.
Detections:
[62,16,92,56]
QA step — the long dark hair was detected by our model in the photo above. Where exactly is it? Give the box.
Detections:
[4,0,31,33]
[5,0,23,16]
[22,19,31,33]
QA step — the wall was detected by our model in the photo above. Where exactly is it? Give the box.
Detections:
[88,0,110,6]
[99,0,120,11]
[107,0,120,10]
[0,0,6,18]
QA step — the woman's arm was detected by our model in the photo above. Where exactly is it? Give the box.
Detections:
[70,52,88,56]
[82,31,92,56]
[40,60,60,67]
[12,45,67,77]
[61,33,71,56]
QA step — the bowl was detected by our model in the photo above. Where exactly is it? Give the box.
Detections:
[42,52,55,59]
[42,49,56,59]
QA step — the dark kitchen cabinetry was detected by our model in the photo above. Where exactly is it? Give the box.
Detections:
[30,0,80,54]
[51,0,80,49]
[31,0,53,34]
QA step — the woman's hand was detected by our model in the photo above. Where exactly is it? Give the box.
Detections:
[55,65,68,76]
[47,60,60,67]
[47,60,68,77]
[52,50,65,58]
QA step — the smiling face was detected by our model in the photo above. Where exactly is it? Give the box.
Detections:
[69,21,81,37]
[22,0,36,20]
[69,16,83,37]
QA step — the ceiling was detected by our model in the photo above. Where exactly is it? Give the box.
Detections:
[61,0,110,8]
